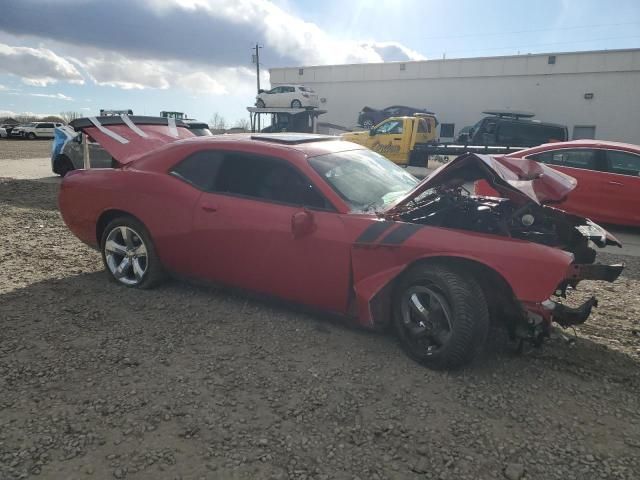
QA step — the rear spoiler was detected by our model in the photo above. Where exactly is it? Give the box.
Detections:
[69,115,195,165]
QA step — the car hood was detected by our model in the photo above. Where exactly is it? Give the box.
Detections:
[385,153,578,213]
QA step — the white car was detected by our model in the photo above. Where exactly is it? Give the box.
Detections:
[20,122,64,139]
[0,127,6,138]
[255,85,319,109]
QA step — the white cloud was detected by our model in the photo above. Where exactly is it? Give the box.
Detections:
[0,109,56,119]
[82,55,170,90]
[28,92,74,101]
[0,0,425,101]
[0,43,84,86]
[175,67,257,95]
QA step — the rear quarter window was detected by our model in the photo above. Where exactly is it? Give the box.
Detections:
[170,150,224,191]
[607,150,640,176]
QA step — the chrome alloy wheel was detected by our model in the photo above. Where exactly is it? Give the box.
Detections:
[104,226,148,286]
[400,285,453,356]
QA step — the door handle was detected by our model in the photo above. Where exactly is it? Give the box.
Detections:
[201,203,217,212]
[607,180,624,186]
[393,137,402,141]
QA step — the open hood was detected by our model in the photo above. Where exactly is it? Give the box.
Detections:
[386,153,578,213]
[69,116,194,164]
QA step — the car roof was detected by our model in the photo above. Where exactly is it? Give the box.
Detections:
[177,133,361,156]
[508,139,640,157]
[132,133,367,173]
[483,116,566,128]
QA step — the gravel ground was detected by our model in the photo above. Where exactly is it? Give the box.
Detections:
[0,139,51,161]
[1,179,640,480]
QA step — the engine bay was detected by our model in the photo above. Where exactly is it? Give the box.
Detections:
[394,186,603,262]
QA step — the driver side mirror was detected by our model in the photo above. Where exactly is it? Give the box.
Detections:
[369,128,375,136]
[258,89,265,94]
[291,209,315,238]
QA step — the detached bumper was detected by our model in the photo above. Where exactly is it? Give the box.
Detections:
[567,263,625,283]
[542,296,598,327]
[524,262,624,328]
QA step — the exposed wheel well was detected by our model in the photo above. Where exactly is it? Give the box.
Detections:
[373,256,521,329]
[96,210,143,245]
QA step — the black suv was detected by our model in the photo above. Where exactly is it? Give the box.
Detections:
[456,111,567,147]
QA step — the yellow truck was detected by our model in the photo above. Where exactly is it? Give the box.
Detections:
[342,114,438,165]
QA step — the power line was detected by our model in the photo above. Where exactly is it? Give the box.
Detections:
[420,21,640,41]
[430,34,640,57]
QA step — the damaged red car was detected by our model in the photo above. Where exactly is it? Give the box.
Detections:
[59,116,624,369]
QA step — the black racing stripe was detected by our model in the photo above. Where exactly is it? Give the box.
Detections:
[379,223,423,245]
[355,221,394,244]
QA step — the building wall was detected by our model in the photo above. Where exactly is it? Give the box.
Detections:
[270,49,640,144]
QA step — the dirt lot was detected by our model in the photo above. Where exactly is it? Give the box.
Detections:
[0,139,51,161]
[1,179,640,480]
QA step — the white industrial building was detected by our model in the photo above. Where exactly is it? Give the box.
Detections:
[269,48,640,144]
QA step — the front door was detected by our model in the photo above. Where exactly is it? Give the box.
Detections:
[368,119,407,164]
[191,150,352,313]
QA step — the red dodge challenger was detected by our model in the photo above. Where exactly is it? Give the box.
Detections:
[59,116,624,369]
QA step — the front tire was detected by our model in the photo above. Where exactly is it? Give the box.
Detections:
[393,264,489,369]
[256,99,266,108]
[291,99,302,108]
[101,217,164,289]
[27,132,36,140]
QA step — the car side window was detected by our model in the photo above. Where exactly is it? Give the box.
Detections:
[286,86,295,93]
[375,120,403,135]
[607,150,640,176]
[528,151,556,165]
[214,153,329,209]
[170,150,224,191]
[532,149,599,170]
[417,119,430,133]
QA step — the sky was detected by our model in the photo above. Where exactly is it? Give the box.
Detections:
[0,0,639,125]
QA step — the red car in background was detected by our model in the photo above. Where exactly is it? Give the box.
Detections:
[476,140,640,227]
[59,117,623,369]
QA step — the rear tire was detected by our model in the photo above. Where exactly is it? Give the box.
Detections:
[100,216,164,289]
[291,99,302,108]
[393,264,489,369]
[55,155,74,176]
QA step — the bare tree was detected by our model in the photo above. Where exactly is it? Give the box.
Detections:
[209,112,227,131]
[233,118,250,131]
[42,115,65,123]
[59,111,83,123]
[15,114,39,123]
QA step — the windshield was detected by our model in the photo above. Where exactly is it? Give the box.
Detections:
[189,128,213,136]
[308,149,418,212]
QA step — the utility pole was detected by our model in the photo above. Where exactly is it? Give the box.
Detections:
[252,44,262,94]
